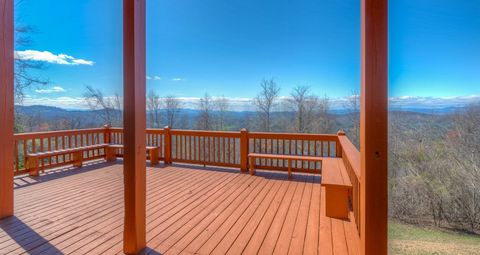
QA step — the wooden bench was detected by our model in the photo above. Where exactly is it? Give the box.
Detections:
[248,153,323,179]
[25,143,108,177]
[321,158,353,219]
[105,144,160,166]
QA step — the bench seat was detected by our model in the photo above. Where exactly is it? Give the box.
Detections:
[105,144,160,165]
[321,158,353,219]
[26,143,109,177]
[248,153,323,178]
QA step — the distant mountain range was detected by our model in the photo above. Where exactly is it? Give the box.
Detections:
[16,104,466,117]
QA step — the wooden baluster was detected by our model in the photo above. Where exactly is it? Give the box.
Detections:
[14,140,19,173]
[194,136,197,161]
[182,135,185,160]
[233,138,236,165]
[240,129,248,171]
[62,135,66,162]
[328,141,331,157]
[227,138,230,164]
[163,127,172,164]
[21,140,26,171]
[223,137,225,163]
[203,136,206,165]
[39,138,44,168]
[208,136,212,162]
[188,135,192,160]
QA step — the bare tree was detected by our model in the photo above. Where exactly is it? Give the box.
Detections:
[14,25,49,103]
[147,90,162,128]
[254,79,280,132]
[315,94,333,133]
[287,86,318,133]
[214,96,230,130]
[83,86,122,126]
[343,90,360,147]
[162,95,182,128]
[197,93,213,130]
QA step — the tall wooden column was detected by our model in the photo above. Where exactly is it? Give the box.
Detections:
[123,0,146,253]
[360,0,388,255]
[0,0,14,219]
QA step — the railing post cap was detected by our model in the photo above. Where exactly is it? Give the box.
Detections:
[240,128,248,132]
[164,126,170,130]
[103,124,111,129]
[337,130,346,136]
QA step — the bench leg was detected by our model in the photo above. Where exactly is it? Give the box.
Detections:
[288,159,292,179]
[105,147,117,162]
[73,151,83,168]
[27,156,40,177]
[149,148,159,166]
[325,186,350,219]
[249,157,256,175]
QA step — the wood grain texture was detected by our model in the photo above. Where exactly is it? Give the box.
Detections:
[0,0,14,219]
[360,0,388,254]
[0,162,359,254]
[123,0,147,253]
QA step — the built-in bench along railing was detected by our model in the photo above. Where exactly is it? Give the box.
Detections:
[13,126,361,237]
[337,131,361,234]
[13,128,108,175]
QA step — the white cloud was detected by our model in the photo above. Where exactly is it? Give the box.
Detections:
[171,78,184,81]
[22,96,89,109]
[147,75,162,80]
[34,86,66,94]
[14,50,94,66]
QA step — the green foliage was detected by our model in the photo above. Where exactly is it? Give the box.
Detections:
[389,221,480,255]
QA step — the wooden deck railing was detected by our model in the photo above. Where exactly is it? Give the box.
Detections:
[248,132,340,173]
[13,126,361,237]
[100,127,341,171]
[13,128,108,175]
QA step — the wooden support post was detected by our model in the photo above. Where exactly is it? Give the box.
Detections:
[27,157,40,177]
[249,156,256,176]
[0,0,14,219]
[336,130,345,158]
[149,147,159,166]
[360,0,388,254]
[106,146,117,162]
[104,124,111,144]
[73,151,83,167]
[240,128,249,172]
[123,0,146,253]
[164,126,172,164]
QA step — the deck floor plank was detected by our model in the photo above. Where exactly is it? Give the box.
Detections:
[0,161,359,255]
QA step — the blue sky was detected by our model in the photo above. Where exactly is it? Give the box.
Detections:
[14,0,480,110]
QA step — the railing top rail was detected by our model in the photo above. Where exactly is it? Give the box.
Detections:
[169,129,241,137]
[109,127,165,133]
[248,132,339,141]
[338,135,360,178]
[14,128,106,139]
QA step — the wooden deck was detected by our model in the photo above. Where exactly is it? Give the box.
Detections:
[0,161,359,255]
